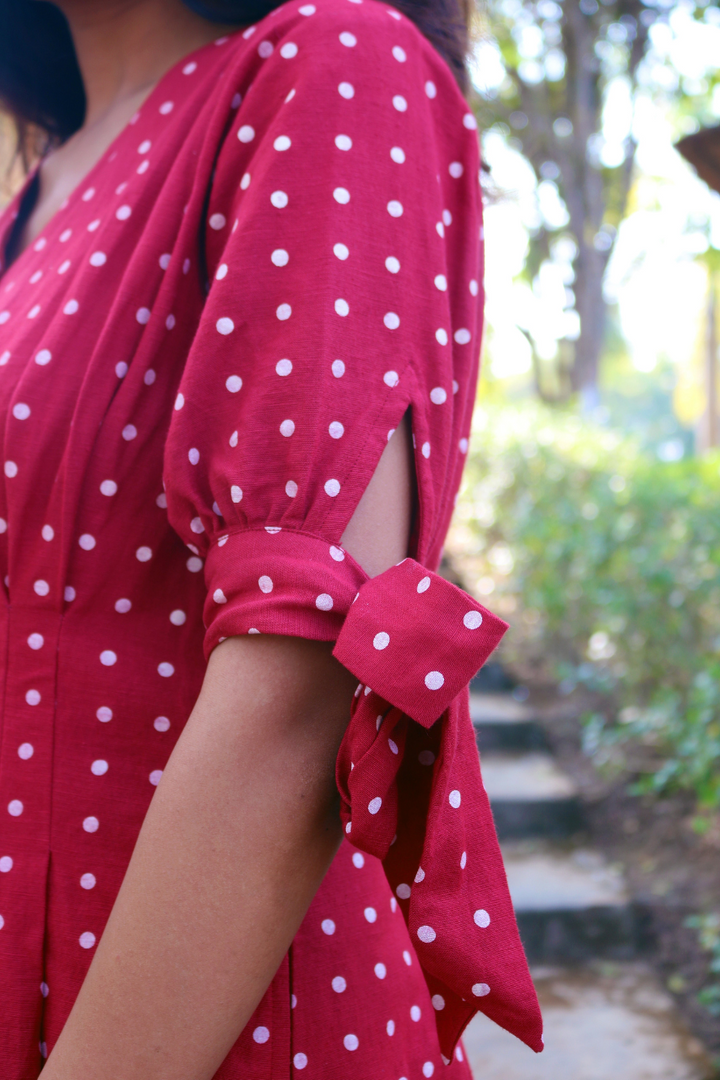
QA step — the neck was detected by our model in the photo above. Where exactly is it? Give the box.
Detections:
[54,0,242,129]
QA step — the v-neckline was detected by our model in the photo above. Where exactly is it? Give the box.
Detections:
[0,26,244,277]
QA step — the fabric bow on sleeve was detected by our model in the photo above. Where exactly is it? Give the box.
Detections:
[333,558,543,1059]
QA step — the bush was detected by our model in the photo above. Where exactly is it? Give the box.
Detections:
[449,403,720,807]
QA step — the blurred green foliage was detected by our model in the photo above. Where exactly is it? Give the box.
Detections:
[452,403,720,806]
[685,912,720,1016]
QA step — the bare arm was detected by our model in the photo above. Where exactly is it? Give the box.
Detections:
[41,417,413,1080]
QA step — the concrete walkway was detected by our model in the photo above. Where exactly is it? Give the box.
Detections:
[467,692,715,1080]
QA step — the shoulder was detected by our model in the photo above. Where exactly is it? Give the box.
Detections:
[220,0,467,112]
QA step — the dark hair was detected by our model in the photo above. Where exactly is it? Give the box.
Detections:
[0,0,470,164]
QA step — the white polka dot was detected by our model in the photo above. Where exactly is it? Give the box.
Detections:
[27,633,44,650]
[299,1,316,10]
[90,252,107,267]
[7,799,23,817]
[368,797,382,815]
[63,298,80,316]
[435,328,449,346]
[271,359,292,378]
[389,148,406,167]
[4,461,17,478]
[83,816,99,832]
[222,376,243,397]
[258,575,274,594]
[460,851,467,869]
[285,480,298,498]
[32,579,49,597]
[0,351,9,366]
[436,221,445,238]
[364,906,377,922]
[18,743,33,760]
[455,328,472,346]
[330,974,347,994]
[409,1005,422,1022]
[392,44,407,61]
[114,598,131,613]
[387,200,403,217]
[387,1019,396,1035]
[122,424,137,441]
[396,883,411,899]
[238,125,255,143]
[144,367,157,384]
[422,1063,435,1078]
[372,632,390,653]
[425,79,437,98]
[335,134,352,151]
[153,715,171,734]
[78,931,96,950]
[293,1054,308,1070]
[209,213,227,231]
[383,313,400,333]
[456,1046,465,1062]
[472,982,490,997]
[11,402,30,421]
[334,298,350,318]
[231,485,243,503]
[421,442,431,459]
[26,690,41,706]
[276,303,292,320]
[99,650,117,667]
[443,209,452,226]
[417,925,436,943]
[271,248,289,267]
[213,588,228,605]
[385,257,401,275]
[339,30,357,46]
[252,1025,270,1044]
[258,39,274,58]
[91,759,108,776]
[187,556,203,572]
[316,593,333,611]
[34,348,52,367]
[382,371,400,392]
[430,387,447,405]
[464,112,478,129]
[27,303,41,319]
[470,278,479,296]
[449,161,464,178]
[136,546,152,562]
[402,950,412,966]
[462,611,483,632]
[392,95,407,112]
[324,479,341,497]
[0,856,12,873]
[343,1034,359,1051]
[279,419,295,438]
[459,437,469,454]
[217,316,235,336]
[333,187,350,204]
[271,190,288,208]
[321,918,336,935]
[449,789,461,808]
[279,40,298,58]
[350,852,365,870]
[474,909,491,928]
[273,135,292,153]
[338,81,354,98]
[148,770,163,786]
[97,707,112,723]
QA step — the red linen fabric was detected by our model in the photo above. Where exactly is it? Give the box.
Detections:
[0,1,541,1076]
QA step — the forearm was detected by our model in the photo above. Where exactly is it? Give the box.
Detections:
[42,635,356,1080]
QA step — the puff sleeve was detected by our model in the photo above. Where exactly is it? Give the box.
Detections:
[163,0,542,1059]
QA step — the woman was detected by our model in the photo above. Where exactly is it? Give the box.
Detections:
[0,1,541,1077]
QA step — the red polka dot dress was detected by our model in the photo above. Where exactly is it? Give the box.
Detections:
[0,2,542,1077]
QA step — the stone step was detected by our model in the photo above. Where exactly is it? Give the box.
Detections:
[463,963,713,1080]
[502,843,652,962]
[471,693,550,753]
[481,752,585,840]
